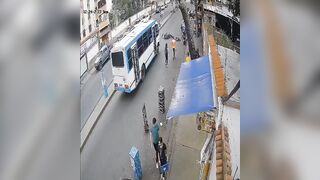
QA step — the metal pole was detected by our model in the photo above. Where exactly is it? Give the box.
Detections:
[233,165,238,180]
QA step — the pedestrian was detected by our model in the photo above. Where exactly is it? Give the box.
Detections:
[180,23,185,34]
[165,43,168,67]
[158,137,167,179]
[171,39,176,59]
[185,52,191,62]
[150,117,160,168]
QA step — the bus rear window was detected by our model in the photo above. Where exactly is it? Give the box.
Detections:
[112,52,124,67]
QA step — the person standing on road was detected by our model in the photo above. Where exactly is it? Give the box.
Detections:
[151,117,160,168]
[165,43,168,67]
[171,39,176,59]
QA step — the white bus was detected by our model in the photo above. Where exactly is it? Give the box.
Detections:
[111,19,160,93]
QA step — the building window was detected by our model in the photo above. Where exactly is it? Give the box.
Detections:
[89,25,92,32]
[98,0,106,9]
[83,29,86,37]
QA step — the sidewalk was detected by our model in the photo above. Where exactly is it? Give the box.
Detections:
[167,115,208,180]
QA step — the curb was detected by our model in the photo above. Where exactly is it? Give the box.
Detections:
[80,83,116,152]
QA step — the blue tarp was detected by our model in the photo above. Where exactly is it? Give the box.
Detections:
[166,55,215,119]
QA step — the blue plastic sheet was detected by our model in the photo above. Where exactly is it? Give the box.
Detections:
[166,55,214,119]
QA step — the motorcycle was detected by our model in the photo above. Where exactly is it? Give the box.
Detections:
[162,33,173,39]
[162,33,181,42]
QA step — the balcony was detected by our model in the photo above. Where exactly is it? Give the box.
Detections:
[99,19,109,31]
[99,24,111,37]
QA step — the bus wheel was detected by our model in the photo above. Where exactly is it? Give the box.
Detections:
[141,64,146,82]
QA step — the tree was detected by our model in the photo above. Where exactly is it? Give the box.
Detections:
[227,0,240,17]
[179,3,198,59]
[110,0,145,27]
[108,0,149,30]
[109,12,116,28]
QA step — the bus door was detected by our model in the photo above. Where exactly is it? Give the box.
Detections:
[131,43,140,84]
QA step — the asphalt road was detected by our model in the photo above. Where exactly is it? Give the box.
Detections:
[80,5,173,130]
[80,63,113,130]
[81,6,188,180]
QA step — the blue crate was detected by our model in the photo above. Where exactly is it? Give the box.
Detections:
[129,146,142,180]
[160,163,169,174]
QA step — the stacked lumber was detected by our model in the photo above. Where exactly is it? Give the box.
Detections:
[215,124,232,180]
[158,86,165,113]
[208,35,228,97]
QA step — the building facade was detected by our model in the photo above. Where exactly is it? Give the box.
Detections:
[97,0,112,45]
[80,0,112,45]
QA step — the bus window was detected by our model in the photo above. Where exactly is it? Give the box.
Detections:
[143,31,149,48]
[148,28,152,44]
[155,24,159,37]
[137,37,144,57]
[127,49,132,70]
[112,51,124,67]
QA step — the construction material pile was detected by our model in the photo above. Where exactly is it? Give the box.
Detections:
[215,124,232,180]
[158,86,165,113]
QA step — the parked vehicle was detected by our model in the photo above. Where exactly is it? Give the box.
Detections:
[156,7,161,13]
[94,45,112,71]
[142,13,150,20]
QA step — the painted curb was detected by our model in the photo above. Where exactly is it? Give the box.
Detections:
[80,84,116,152]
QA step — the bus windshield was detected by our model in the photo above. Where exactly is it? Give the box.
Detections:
[112,51,124,67]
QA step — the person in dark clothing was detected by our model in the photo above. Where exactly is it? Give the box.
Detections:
[158,137,167,165]
[165,43,168,67]
[151,117,160,168]
[158,137,167,178]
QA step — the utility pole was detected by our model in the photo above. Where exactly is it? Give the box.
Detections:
[179,3,198,59]
[95,1,101,49]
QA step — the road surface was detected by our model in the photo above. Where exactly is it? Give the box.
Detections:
[81,5,189,180]
[80,5,173,130]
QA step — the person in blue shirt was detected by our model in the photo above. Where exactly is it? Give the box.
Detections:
[151,117,160,168]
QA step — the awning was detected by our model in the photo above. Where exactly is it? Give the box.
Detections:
[167,55,215,119]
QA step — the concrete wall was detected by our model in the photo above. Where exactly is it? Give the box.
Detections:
[158,0,171,6]
[80,54,88,77]
[87,43,99,64]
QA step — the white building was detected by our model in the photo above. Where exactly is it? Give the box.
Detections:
[80,0,112,45]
